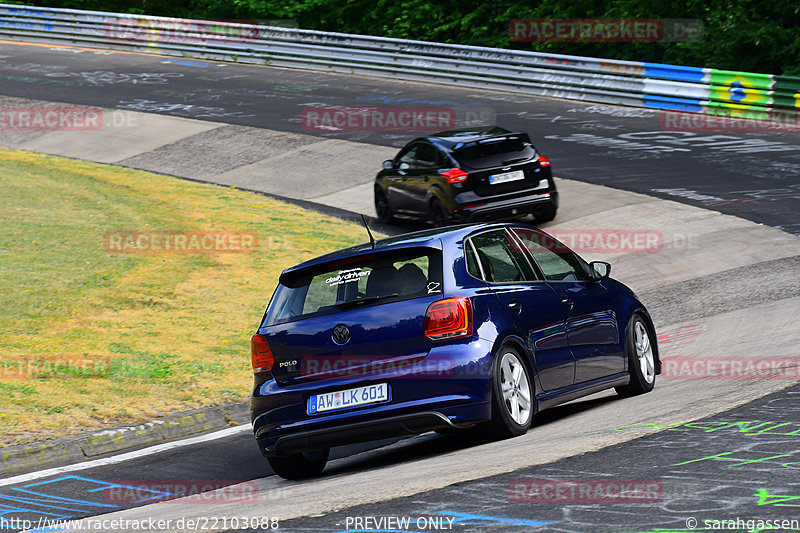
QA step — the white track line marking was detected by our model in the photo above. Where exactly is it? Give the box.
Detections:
[0,425,250,487]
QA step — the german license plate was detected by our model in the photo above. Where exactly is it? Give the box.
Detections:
[488,170,525,184]
[308,383,389,414]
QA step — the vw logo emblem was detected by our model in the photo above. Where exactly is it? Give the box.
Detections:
[332,324,351,345]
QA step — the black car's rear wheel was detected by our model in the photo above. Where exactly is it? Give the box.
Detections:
[375,187,395,224]
[430,198,450,227]
[267,448,329,480]
[482,346,534,439]
[533,202,557,224]
[615,315,656,398]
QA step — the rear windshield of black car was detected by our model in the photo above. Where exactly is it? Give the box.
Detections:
[453,136,536,169]
[264,248,443,326]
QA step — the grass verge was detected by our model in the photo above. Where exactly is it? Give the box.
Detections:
[0,148,371,446]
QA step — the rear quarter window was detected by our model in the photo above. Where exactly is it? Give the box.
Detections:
[465,230,535,283]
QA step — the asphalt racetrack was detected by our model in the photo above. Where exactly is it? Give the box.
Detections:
[0,41,798,234]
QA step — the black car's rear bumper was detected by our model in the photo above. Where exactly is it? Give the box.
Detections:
[454,190,558,222]
[256,411,457,457]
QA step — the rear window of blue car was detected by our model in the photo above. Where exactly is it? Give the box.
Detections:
[264,248,443,326]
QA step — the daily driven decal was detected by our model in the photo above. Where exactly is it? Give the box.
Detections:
[326,268,371,287]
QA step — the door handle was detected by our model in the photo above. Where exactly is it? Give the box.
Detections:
[508,301,522,313]
[561,298,574,309]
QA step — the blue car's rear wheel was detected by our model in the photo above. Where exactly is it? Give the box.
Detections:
[616,315,656,397]
[483,346,534,439]
[267,448,329,480]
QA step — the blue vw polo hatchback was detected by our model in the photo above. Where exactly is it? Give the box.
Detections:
[250,223,660,479]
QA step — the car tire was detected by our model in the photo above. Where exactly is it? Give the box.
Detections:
[615,315,656,398]
[533,203,557,224]
[430,198,450,227]
[267,448,329,480]
[482,345,534,439]
[375,187,395,224]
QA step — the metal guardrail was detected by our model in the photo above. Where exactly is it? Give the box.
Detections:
[1,4,798,120]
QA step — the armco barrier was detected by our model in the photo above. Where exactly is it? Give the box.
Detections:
[1,4,798,120]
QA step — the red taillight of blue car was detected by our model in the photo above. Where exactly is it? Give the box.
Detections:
[423,296,473,340]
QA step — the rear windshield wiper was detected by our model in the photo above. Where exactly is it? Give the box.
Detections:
[501,157,529,165]
[335,293,399,309]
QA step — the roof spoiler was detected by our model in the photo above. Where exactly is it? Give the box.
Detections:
[453,131,532,152]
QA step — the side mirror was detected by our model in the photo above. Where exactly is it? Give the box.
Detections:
[590,261,611,280]
[382,160,393,170]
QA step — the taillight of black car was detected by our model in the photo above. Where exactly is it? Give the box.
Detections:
[251,334,274,374]
[438,168,469,184]
[424,297,473,340]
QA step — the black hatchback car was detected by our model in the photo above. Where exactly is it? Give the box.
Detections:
[374,127,558,226]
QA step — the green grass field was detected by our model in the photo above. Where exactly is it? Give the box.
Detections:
[0,148,371,446]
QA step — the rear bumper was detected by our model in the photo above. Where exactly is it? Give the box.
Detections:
[251,336,496,457]
[455,190,558,222]
[259,411,456,456]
